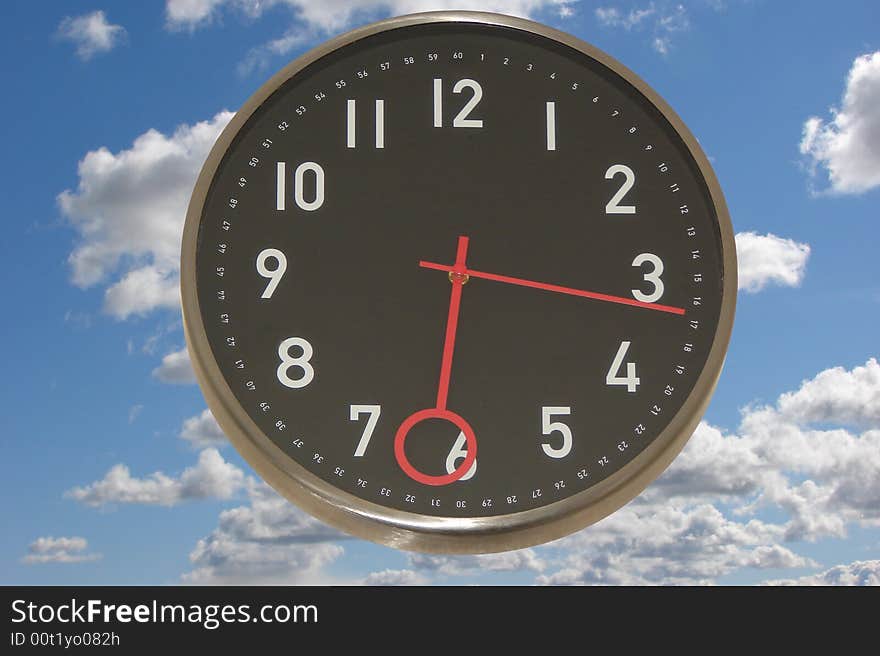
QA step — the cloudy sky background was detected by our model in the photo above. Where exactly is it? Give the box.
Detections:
[2,0,879,585]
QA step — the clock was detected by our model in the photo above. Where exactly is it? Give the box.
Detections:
[182,11,736,553]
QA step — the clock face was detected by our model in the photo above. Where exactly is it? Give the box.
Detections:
[183,13,735,552]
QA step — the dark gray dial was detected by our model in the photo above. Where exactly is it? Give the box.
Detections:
[184,13,735,551]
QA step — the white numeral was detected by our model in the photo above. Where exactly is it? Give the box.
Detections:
[546,101,556,151]
[346,99,385,149]
[276,161,286,210]
[433,78,483,128]
[256,248,287,299]
[277,337,314,389]
[294,162,324,211]
[375,99,385,148]
[445,432,477,481]
[632,253,664,303]
[350,404,381,457]
[453,79,483,128]
[605,164,636,214]
[606,341,640,392]
[541,407,572,458]
[276,161,325,211]
[346,99,356,148]
[433,78,443,127]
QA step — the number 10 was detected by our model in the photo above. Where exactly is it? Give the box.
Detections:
[276,161,325,212]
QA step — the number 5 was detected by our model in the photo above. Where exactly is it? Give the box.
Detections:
[541,407,572,458]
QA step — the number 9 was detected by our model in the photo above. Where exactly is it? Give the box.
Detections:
[257,248,287,298]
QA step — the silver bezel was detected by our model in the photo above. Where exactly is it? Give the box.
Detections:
[181,11,737,554]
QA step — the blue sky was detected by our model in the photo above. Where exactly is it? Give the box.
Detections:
[2,0,879,585]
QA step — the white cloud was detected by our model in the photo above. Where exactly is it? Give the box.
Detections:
[59,111,233,319]
[166,0,575,71]
[766,560,880,586]
[180,409,228,448]
[363,569,428,585]
[409,550,546,577]
[153,347,196,384]
[167,0,576,32]
[57,11,126,60]
[596,2,690,55]
[104,266,181,319]
[66,449,245,507]
[128,404,144,424]
[22,537,102,565]
[735,231,811,293]
[596,6,655,30]
[776,358,880,427]
[686,360,880,542]
[165,0,228,29]
[537,503,813,585]
[800,51,880,194]
[648,420,765,500]
[183,481,346,584]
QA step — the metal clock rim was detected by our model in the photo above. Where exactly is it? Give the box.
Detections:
[181,10,737,554]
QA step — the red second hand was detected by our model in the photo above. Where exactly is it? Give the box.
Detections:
[436,236,469,410]
[420,259,686,316]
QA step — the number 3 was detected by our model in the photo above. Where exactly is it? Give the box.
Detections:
[632,253,664,303]
[276,337,314,388]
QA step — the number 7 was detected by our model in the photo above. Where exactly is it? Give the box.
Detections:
[350,405,381,456]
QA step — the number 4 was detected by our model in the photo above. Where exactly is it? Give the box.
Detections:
[606,341,640,392]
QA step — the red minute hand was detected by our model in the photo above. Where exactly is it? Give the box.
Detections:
[419,258,686,316]
[435,236,470,410]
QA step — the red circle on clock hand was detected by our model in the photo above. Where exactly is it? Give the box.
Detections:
[394,408,477,486]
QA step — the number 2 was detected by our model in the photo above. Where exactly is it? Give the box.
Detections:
[605,164,636,214]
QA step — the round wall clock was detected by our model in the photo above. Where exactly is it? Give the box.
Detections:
[182,11,736,553]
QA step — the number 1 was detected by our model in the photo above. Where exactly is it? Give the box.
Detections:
[546,101,556,151]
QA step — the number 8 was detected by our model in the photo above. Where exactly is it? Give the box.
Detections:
[277,337,315,388]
